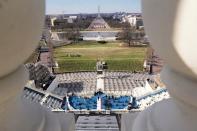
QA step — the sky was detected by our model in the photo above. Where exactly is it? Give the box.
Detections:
[46,0,141,14]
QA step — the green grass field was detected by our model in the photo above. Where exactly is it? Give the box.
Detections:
[54,41,147,73]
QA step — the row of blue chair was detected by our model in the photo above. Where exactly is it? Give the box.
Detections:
[66,92,142,110]
[69,96,98,110]
[101,95,131,109]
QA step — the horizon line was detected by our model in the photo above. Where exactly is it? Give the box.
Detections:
[46,11,142,15]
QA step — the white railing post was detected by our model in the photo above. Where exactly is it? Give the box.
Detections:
[132,1,197,131]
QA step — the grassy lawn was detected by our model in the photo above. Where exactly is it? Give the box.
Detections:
[54,41,147,73]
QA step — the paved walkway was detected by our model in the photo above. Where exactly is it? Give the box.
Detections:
[96,75,104,91]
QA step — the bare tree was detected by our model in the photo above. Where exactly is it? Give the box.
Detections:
[119,22,136,46]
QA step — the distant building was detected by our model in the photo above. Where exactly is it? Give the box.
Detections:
[125,14,144,29]
[88,6,110,30]
[49,15,77,27]
[136,18,144,29]
[69,15,77,19]
[88,17,110,29]
[112,12,127,23]
[67,15,78,23]
[127,15,137,26]
[81,31,118,41]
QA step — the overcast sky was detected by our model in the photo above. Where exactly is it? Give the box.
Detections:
[46,0,141,14]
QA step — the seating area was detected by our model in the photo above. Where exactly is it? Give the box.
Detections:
[104,78,146,94]
[22,85,169,111]
[42,95,63,110]
[69,95,98,110]
[22,87,44,103]
[104,72,150,96]
[76,115,119,131]
[57,72,97,81]
[25,63,55,90]
[68,89,168,111]
[51,72,152,97]
[68,91,131,110]
[104,72,152,81]
[22,71,169,112]
[101,95,131,110]
[137,89,169,110]
[53,72,97,96]
[52,82,84,96]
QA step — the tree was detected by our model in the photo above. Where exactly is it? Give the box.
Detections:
[118,22,136,46]
[66,28,81,43]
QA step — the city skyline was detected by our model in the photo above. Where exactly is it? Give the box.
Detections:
[46,0,141,14]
